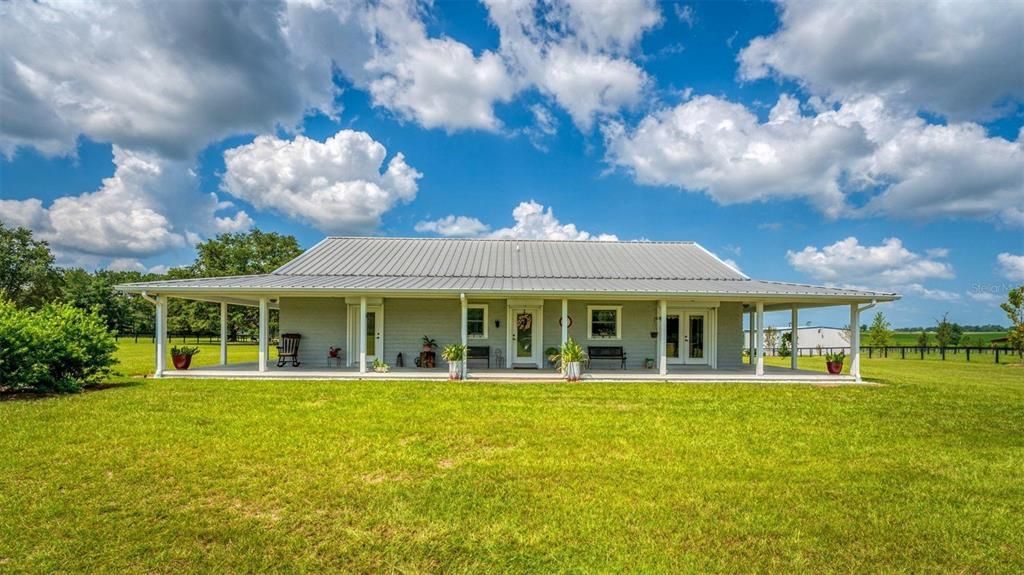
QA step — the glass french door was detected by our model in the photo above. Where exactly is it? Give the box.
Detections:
[667,310,708,365]
[510,308,541,367]
[347,305,383,365]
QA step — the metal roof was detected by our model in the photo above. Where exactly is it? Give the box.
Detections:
[116,237,898,301]
[274,237,746,280]
[117,273,896,298]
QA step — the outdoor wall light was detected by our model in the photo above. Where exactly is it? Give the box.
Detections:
[495,319,501,328]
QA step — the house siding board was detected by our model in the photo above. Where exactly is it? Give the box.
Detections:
[278,297,347,367]
[541,299,658,370]
[716,302,745,368]
[379,298,507,369]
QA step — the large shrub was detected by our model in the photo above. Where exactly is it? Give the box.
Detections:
[0,299,117,393]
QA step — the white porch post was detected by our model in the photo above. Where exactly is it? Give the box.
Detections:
[755,302,765,376]
[850,303,861,382]
[258,297,268,372]
[359,296,367,374]
[790,305,799,370]
[220,302,228,366]
[560,298,568,349]
[460,293,468,379]
[154,296,167,378]
[748,310,755,364]
[658,299,668,376]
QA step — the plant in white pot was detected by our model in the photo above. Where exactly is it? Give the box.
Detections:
[441,343,467,380]
[561,338,585,382]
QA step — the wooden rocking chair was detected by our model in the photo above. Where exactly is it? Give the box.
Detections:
[276,333,301,367]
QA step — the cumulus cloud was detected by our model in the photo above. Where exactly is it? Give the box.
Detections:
[414,200,617,241]
[484,0,659,130]
[998,253,1024,282]
[787,237,954,291]
[414,215,490,237]
[0,0,339,159]
[738,0,1024,120]
[0,147,249,259]
[221,130,421,234]
[605,94,1024,225]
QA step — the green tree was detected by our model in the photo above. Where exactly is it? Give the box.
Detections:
[867,311,893,347]
[171,230,303,340]
[934,313,961,348]
[1001,286,1024,362]
[60,268,162,335]
[0,223,61,308]
[917,330,930,347]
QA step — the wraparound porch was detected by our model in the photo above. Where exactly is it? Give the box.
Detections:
[158,361,857,383]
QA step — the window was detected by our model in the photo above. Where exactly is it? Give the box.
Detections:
[588,305,622,339]
[467,304,488,338]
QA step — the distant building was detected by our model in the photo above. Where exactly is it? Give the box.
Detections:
[744,325,851,355]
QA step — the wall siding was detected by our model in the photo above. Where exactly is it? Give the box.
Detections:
[278,297,348,367]
[278,296,744,370]
[716,302,744,368]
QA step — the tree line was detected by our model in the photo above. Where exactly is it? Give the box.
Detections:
[1,222,303,340]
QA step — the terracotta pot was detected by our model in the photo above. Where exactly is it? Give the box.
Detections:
[826,361,843,375]
[172,354,192,370]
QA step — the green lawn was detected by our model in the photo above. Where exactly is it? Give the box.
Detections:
[1,348,1022,573]
[113,340,259,376]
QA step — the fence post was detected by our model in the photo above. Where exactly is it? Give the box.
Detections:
[966,348,970,362]
[941,347,945,360]
[920,347,924,360]
[901,347,905,359]
[995,348,1000,364]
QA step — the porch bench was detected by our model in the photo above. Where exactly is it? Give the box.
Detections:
[587,346,627,369]
[467,346,490,368]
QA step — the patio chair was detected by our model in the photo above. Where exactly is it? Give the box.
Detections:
[277,333,301,367]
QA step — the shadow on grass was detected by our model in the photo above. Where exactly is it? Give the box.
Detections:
[1,379,145,402]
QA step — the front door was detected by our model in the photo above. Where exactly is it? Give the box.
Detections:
[683,311,708,365]
[666,313,683,364]
[348,305,384,365]
[509,307,541,368]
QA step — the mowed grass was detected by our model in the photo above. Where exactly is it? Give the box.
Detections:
[1,348,1022,573]
[114,340,259,376]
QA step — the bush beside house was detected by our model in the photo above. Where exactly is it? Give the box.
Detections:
[0,299,117,394]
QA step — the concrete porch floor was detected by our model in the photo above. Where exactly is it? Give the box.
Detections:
[159,362,858,383]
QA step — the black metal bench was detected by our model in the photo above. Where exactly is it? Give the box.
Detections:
[276,333,301,367]
[467,346,490,368]
[588,346,626,369]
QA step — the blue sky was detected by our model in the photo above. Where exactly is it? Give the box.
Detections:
[1,0,1022,328]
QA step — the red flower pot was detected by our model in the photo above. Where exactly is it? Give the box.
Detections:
[172,354,193,370]
[826,361,843,375]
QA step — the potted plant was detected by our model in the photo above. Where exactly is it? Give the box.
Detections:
[442,343,467,380]
[560,338,585,382]
[170,345,200,370]
[825,351,845,375]
[545,346,561,370]
[422,335,437,352]
[645,357,655,369]
[372,358,390,373]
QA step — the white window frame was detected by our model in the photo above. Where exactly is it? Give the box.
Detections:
[466,304,488,339]
[587,305,622,340]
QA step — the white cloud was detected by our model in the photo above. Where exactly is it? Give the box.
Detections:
[738,0,1024,120]
[221,130,421,234]
[787,237,954,288]
[106,258,167,274]
[0,0,339,159]
[674,5,695,27]
[414,215,490,237]
[721,259,742,274]
[414,201,617,241]
[484,0,659,130]
[903,283,960,302]
[997,253,1024,282]
[0,147,249,259]
[605,94,1024,225]
[968,292,1001,304]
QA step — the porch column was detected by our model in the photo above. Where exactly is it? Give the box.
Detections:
[755,302,764,376]
[790,305,799,370]
[258,297,268,372]
[748,310,755,364]
[658,299,667,376]
[154,295,167,378]
[560,298,568,350]
[850,303,861,382]
[359,296,367,374]
[460,293,468,379]
[220,302,228,366]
